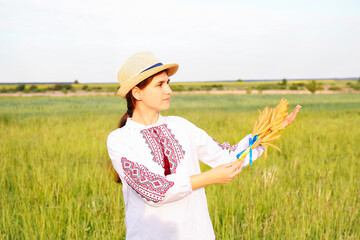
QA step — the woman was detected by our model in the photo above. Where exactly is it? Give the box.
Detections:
[107,52,300,240]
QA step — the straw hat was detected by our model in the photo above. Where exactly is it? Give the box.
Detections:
[117,51,179,98]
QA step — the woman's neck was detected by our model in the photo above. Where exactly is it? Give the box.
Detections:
[131,108,159,126]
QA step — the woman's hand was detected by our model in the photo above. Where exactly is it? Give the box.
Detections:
[190,161,243,190]
[282,105,302,128]
[208,161,243,184]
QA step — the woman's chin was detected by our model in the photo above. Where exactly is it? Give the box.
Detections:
[159,103,170,111]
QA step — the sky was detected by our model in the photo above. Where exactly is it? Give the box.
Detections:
[0,0,359,83]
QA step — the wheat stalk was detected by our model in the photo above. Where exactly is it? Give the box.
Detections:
[236,98,289,163]
[252,98,289,150]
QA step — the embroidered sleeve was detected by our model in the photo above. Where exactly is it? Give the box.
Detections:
[177,117,263,168]
[212,138,238,152]
[107,132,192,207]
[121,157,174,203]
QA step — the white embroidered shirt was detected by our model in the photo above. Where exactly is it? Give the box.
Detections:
[107,114,263,240]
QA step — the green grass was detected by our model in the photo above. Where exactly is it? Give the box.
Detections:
[1,94,360,239]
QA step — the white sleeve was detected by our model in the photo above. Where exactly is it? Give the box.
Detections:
[107,133,192,207]
[184,119,264,168]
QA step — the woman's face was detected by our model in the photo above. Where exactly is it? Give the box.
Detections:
[138,71,173,112]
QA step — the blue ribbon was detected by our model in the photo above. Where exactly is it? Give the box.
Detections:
[140,62,163,73]
[236,149,246,159]
[236,135,258,166]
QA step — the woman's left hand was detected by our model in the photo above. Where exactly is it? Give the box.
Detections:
[282,105,302,128]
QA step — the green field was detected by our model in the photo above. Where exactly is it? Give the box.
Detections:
[1,94,360,239]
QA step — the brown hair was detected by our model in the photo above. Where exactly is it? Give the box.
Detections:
[112,72,164,183]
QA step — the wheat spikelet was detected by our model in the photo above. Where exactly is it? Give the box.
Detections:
[266,143,281,152]
[235,98,291,164]
[251,98,289,151]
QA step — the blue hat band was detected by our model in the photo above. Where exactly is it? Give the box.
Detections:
[140,62,163,73]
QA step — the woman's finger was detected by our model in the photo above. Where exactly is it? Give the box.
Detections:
[234,165,242,176]
[232,160,242,170]
[282,105,301,128]
[231,161,243,177]
[290,105,301,121]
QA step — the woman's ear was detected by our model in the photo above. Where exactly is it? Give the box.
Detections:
[131,87,142,101]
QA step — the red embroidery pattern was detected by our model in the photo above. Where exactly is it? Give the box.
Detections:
[213,138,238,152]
[141,124,184,174]
[121,158,174,203]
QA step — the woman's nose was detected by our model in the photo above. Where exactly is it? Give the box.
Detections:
[165,83,173,94]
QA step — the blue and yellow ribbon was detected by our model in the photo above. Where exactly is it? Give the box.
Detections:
[236,135,259,165]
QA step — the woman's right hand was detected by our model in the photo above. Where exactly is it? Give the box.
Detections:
[208,160,243,184]
[190,160,243,190]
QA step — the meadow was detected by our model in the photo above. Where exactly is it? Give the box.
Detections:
[1,94,359,239]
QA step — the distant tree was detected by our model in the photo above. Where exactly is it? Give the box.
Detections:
[212,84,224,90]
[281,78,287,86]
[53,84,72,91]
[350,81,360,90]
[54,84,63,90]
[297,83,305,87]
[289,84,298,90]
[306,80,317,94]
[74,79,79,84]
[237,79,243,82]
[0,88,9,93]
[63,84,72,90]
[16,84,26,92]
[92,86,102,91]
[29,85,38,91]
[201,85,212,91]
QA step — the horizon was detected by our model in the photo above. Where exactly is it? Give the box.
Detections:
[1,77,359,86]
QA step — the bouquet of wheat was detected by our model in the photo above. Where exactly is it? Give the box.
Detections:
[236,98,300,165]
